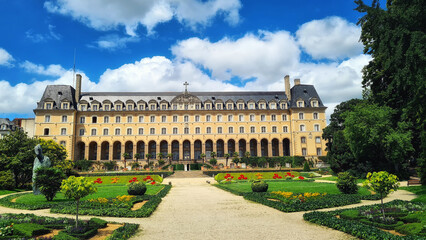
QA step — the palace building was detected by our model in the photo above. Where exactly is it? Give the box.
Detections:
[34,74,327,167]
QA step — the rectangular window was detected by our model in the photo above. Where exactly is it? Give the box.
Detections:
[313,113,318,119]
[261,115,266,121]
[79,129,84,136]
[150,128,155,135]
[301,137,306,143]
[195,127,200,134]
[45,115,50,122]
[298,102,303,107]
[184,104,188,110]
[115,128,120,135]
[127,128,132,135]
[127,105,132,110]
[195,104,200,110]
[216,104,222,110]
[139,105,144,110]
[61,128,66,135]
[261,126,266,133]
[127,116,132,123]
[270,103,276,109]
[116,105,121,110]
[104,116,109,123]
[184,116,189,122]
[316,148,322,156]
[300,125,305,131]
[315,136,321,143]
[162,116,167,122]
[162,128,166,134]
[173,116,178,122]
[63,103,69,109]
[103,129,109,135]
[46,103,52,109]
[81,105,86,111]
[162,104,167,110]
[249,104,254,109]
[184,127,189,134]
[150,116,155,122]
[281,103,286,109]
[217,115,222,122]
[44,128,50,135]
[206,104,211,110]
[250,126,255,133]
[217,127,222,134]
[250,115,255,121]
[92,116,97,123]
[238,104,244,109]
[314,125,320,131]
[206,115,211,122]
[227,104,233,109]
[104,105,110,111]
[228,115,233,121]
[80,117,85,123]
[206,127,211,134]
[282,114,287,121]
[283,126,288,132]
[271,114,276,121]
[150,104,156,110]
[173,104,177,110]
[116,116,121,123]
[139,116,143,122]
[239,115,244,122]
[91,129,97,136]
[239,126,244,133]
[260,103,265,109]
[138,128,143,135]
[299,113,304,119]
[272,126,277,133]
[60,141,66,147]
[228,127,233,133]
[195,115,200,122]
[173,128,178,134]
[302,148,307,156]
[92,105,98,111]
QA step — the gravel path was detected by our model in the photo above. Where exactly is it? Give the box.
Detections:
[0,178,417,240]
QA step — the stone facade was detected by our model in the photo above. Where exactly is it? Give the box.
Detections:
[34,74,327,166]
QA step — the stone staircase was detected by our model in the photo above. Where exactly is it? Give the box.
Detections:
[168,170,209,178]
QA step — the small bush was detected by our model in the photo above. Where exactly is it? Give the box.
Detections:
[251,180,268,192]
[395,223,423,235]
[336,172,359,194]
[303,161,311,172]
[13,223,50,237]
[0,171,15,190]
[74,159,93,171]
[209,158,217,166]
[103,161,117,171]
[35,167,65,201]
[127,182,147,195]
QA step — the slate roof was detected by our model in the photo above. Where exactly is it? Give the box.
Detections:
[290,84,325,108]
[35,85,76,110]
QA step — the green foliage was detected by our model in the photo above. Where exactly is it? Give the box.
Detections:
[336,172,359,194]
[340,209,360,220]
[303,161,311,172]
[363,171,399,198]
[38,139,67,167]
[106,223,139,240]
[0,171,15,190]
[209,158,217,166]
[251,180,268,192]
[13,223,50,238]
[395,223,423,236]
[88,218,107,228]
[34,167,65,201]
[127,182,147,195]
[103,161,117,171]
[0,129,38,188]
[131,162,140,170]
[355,0,425,184]
[74,159,94,171]
[158,159,165,166]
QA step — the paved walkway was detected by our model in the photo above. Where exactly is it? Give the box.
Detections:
[0,178,417,240]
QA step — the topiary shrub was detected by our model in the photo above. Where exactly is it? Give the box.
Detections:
[336,172,359,194]
[0,171,15,190]
[251,180,268,192]
[303,161,311,172]
[34,167,65,201]
[127,182,147,196]
[209,158,217,166]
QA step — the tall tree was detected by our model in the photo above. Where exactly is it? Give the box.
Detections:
[356,0,426,182]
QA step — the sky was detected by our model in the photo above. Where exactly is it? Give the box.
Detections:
[0,0,378,121]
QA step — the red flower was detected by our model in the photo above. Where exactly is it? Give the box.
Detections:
[299,176,305,180]
[291,175,295,178]
[129,180,133,183]
[151,181,156,185]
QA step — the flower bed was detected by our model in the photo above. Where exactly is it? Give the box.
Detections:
[304,200,426,239]
[214,172,309,182]
[0,213,138,240]
[50,185,171,218]
[87,174,163,184]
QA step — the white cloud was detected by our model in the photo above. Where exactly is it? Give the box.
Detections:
[19,60,67,77]
[26,24,62,43]
[88,34,140,50]
[0,48,14,67]
[172,30,300,82]
[296,16,363,60]
[44,0,242,35]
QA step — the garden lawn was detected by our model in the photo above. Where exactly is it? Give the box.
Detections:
[0,190,22,196]
[217,181,371,195]
[400,186,426,203]
[319,176,366,184]
[14,184,164,206]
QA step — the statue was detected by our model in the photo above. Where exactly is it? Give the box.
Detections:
[33,144,51,195]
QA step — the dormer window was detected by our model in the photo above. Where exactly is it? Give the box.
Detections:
[80,105,86,111]
[249,103,255,109]
[297,101,304,107]
[227,103,233,110]
[116,105,121,110]
[281,103,287,109]
[62,103,69,109]
[311,100,318,107]
[92,105,98,111]
[238,104,244,110]
[45,103,52,109]
[216,103,222,110]
[195,104,200,110]
[161,104,167,110]
[127,105,133,110]
[260,103,265,109]
[150,104,156,110]
[104,105,110,111]
[138,104,144,110]
[270,103,276,109]
[173,104,177,110]
[205,104,211,110]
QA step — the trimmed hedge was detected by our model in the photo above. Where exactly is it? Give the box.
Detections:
[106,223,139,240]
[304,200,426,239]
[13,223,50,237]
[50,185,171,218]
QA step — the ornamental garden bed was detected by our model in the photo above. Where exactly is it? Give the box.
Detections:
[0,213,138,239]
[214,171,321,182]
[303,200,426,239]
[215,181,379,212]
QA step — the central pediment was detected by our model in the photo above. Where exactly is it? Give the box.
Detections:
[171,93,201,104]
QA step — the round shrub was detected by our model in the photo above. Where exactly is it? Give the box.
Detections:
[0,171,15,190]
[336,172,359,194]
[127,182,147,195]
[251,180,268,192]
[35,167,65,201]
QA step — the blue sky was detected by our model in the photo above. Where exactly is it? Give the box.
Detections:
[0,0,377,120]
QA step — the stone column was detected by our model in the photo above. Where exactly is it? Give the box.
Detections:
[268,142,273,157]
[179,143,184,161]
[84,144,89,160]
[246,141,250,156]
[96,144,101,161]
[156,142,160,160]
[224,140,228,155]
[109,143,113,161]
[278,141,283,156]
[257,142,261,157]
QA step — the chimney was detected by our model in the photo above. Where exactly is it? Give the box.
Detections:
[284,75,291,101]
[294,78,300,85]
[75,74,82,103]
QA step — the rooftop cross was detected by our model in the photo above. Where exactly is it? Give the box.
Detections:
[183,81,189,94]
